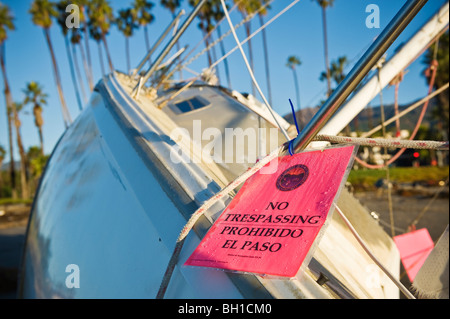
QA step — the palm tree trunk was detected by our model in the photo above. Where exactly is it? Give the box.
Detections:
[292,67,302,128]
[38,126,44,155]
[143,24,150,53]
[64,35,83,111]
[172,12,182,80]
[78,41,94,91]
[367,105,374,130]
[125,37,130,73]
[242,14,255,96]
[394,81,401,137]
[0,48,17,198]
[209,32,220,84]
[0,158,3,197]
[72,43,88,103]
[33,105,44,155]
[101,34,114,73]
[353,115,359,132]
[200,28,213,68]
[143,25,152,66]
[6,106,16,198]
[97,41,105,76]
[321,6,332,97]
[81,8,94,88]
[259,14,272,106]
[216,25,231,88]
[44,28,72,128]
[12,110,29,199]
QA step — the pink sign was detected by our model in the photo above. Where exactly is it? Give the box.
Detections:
[393,228,434,282]
[185,145,356,277]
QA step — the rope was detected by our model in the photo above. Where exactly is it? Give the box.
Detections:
[361,82,449,138]
[153,129,447,298]
[220,0,290,142]
[354,58,440,169]
[407,176,449,231]
[313,135,449,150]
[334,205,416,299]
[156,144,285,299]
[389,71,405,137]
[376,63,396,238]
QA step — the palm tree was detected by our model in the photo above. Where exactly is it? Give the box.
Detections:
[29,0,72,128]
[211,2,231,88]
[87,0,115,73]
[23,81,48,156]
[116,8,139,73]
[160,0,182,17]
[234,0,262,96]
[0,2,17,198]
[72,0,94,91]
[56,0,83,111]
[161,0,183,78]
[286,55,302,125]
[0,144,5,197]
[0,145,5,172]
[89,25,106,76]
[27,145,48,192]
[320,55,355,134]
[11,101,29,199]
[133,0,155,54]
[424,31,449,135]
[313,0,334,97]
[258,0,272,105]
[70,28,89,103]
[189,0,215,66]
[189,0,222,77]
[320,55,347,86]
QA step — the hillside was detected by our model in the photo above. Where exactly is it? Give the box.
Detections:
[283,98,441,134]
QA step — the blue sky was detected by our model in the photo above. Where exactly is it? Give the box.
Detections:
[1,0,447,158]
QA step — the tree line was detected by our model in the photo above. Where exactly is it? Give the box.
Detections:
[1,0,281,200]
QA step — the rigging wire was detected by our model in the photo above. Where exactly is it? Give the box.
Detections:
[220,0,290,141]
[175,0,275,76]
[354,57,440,169]
[407,176,449,231]
[333,205,416,299]
[361,82,449,138]
[156,144,285,299]
[208,0,301,74]
[375,61,397,237]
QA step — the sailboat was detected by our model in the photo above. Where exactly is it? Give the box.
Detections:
[17,0,448,299]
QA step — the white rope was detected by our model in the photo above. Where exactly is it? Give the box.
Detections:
[220,0,290,142]
[314,134,449,150]
[154,134,426,298]
[334,204,416,299]
[156,144,285,299]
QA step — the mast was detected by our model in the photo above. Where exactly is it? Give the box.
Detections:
[132,0,208,97]
[291,0,429,153]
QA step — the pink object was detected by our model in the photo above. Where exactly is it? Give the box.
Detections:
[393,228,434,282]
[185,145,356,277]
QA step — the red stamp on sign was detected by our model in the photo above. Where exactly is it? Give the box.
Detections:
[185,145,357,277]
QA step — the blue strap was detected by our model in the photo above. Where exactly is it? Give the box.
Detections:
[288,139,294,156]
[289,99,300,135]
[288,99,300,156]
